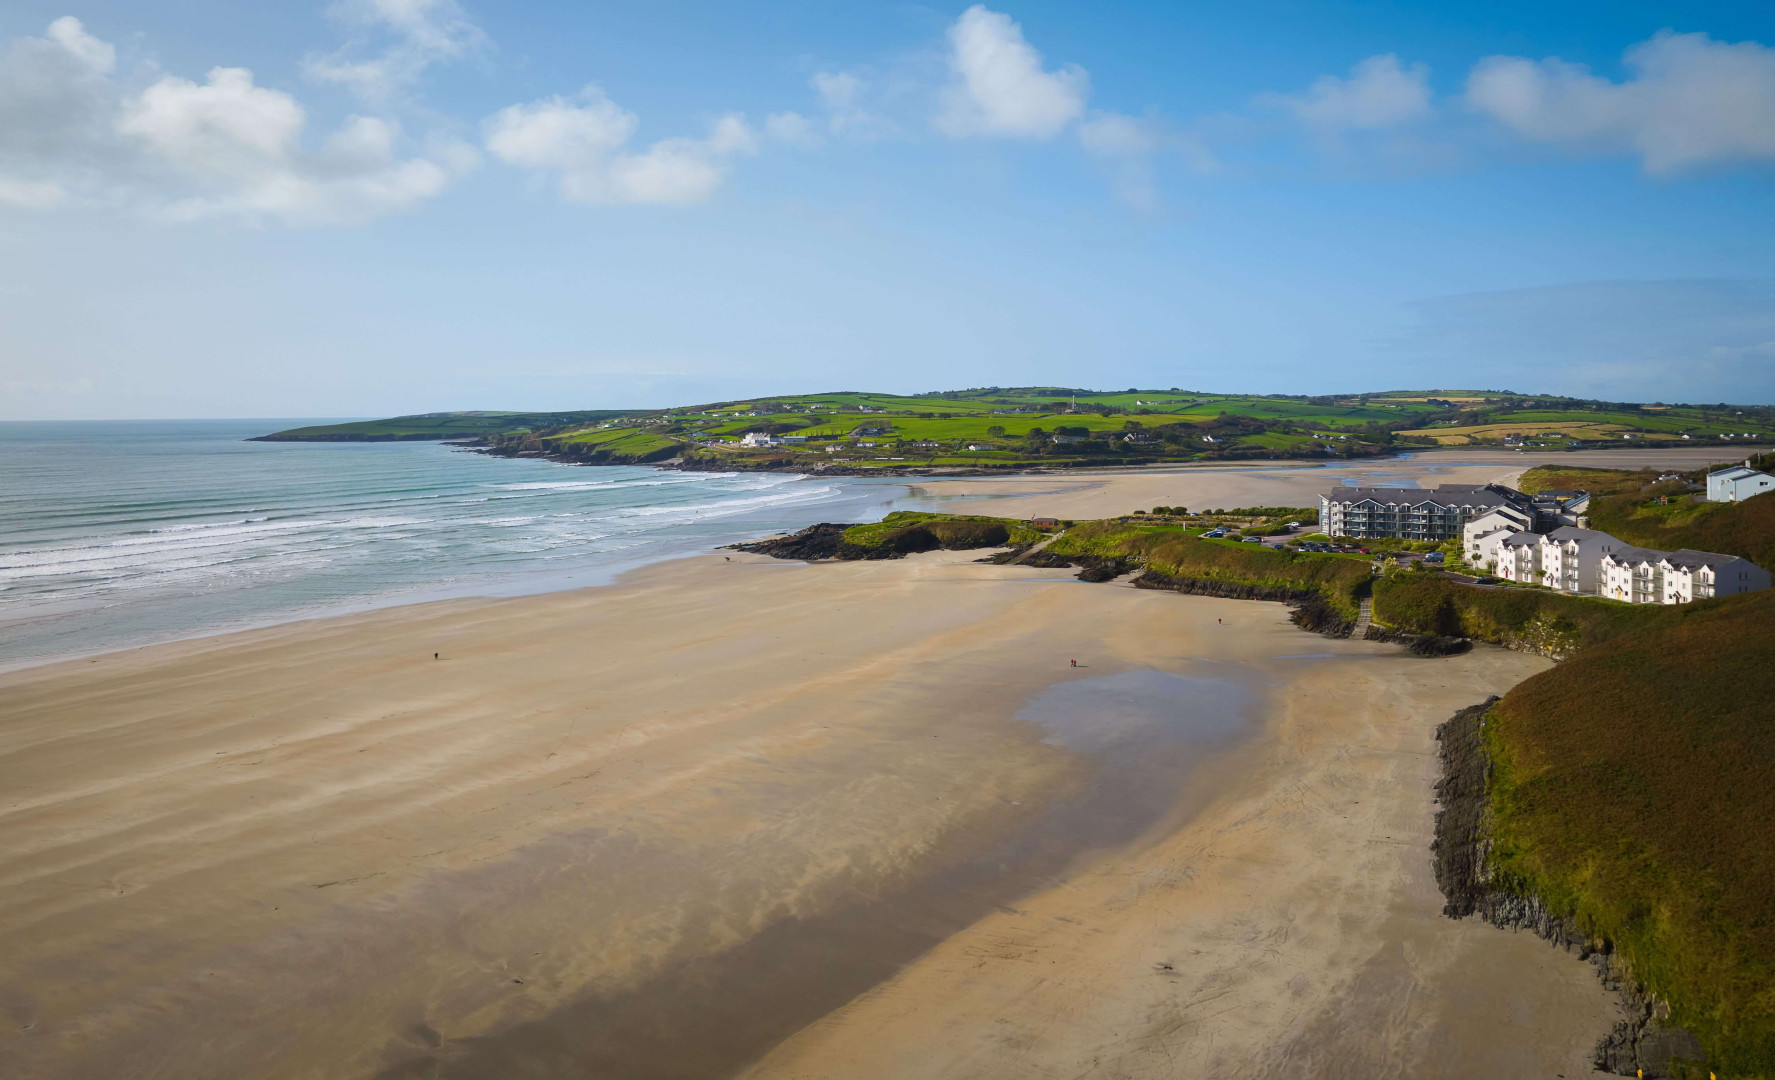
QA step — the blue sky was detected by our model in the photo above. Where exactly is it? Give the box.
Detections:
[2,0,1772,419]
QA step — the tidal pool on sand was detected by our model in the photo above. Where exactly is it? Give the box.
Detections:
[378,667,1264,1080]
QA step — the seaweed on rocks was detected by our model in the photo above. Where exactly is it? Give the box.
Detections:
[1432,702,1707,1079]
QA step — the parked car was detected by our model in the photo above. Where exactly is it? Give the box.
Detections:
[1424,552,1445,564]
[1242,536,1263,543]
[1476,576,1501,585]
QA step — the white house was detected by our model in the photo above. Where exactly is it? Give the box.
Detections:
[1536,527,1625,595]
[1463,505,1532,569]
[1707,463,1774,502]
[965,443,996,452]
[739,432,780,448]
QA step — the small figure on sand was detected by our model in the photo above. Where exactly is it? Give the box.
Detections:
[434,652,439,660]
[1070,659,1076,667]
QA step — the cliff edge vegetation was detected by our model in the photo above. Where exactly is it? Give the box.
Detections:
[1483,588,1775,1077]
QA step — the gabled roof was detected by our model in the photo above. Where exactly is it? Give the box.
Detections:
[1323,485,1513,509]
[1603,545,1669,566]
[1541,526,1619,544]
[1663,549,1745,570]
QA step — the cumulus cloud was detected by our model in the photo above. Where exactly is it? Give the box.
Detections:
[120,68,463,222]
[484,87,756,205]
[1466,31,1775,174]
[304,0,487,102]
[0,18,466,225]
[1266,53,1433,133]
[936,5,1088,139]
[45,15,115,74]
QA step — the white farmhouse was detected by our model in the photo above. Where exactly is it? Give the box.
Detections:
[739,432,780,448]
[1707,462,1774,502]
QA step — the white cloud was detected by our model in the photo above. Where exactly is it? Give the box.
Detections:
[46,16,115,74]
[806,71,893,139]
[305,0,487,102]
[1267,53,1433,132]
[1467,31,1775,174]
[0,19,464,226]
[935,5,1088,139]
[0,178,65,207]
[813,71,861,113]
[121,68,460,223]
[1079,112,1158,211]
[765,111,819,146]
[485,87,756,205]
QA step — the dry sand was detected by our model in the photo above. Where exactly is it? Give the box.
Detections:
[0,547,1620,1079]
[909,445,1764,520]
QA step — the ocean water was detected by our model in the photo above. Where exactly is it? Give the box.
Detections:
[0,420,904,669]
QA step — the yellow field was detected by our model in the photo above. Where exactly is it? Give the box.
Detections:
[1397,422,1629,445]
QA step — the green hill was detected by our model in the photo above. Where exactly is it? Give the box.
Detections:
[260,388,1775,470]
[253,410,629,441]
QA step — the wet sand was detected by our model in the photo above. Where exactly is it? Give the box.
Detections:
[0,548,1619,1078]
[910,445,1767,520]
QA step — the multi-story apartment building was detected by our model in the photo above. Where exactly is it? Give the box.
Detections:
[1462,505,1532,567]
[1318,484,1530,541]
[1536,527,1625,595]
[1600,547,1772,604]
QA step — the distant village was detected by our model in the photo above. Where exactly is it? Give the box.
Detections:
[1316,462,1774,605]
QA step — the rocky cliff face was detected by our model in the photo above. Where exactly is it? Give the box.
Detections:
[1432,703,1707,1079]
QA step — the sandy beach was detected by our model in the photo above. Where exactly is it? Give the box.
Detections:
[909,446,1764,520]
[0,526,1625,1079]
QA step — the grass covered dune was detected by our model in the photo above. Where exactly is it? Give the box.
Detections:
[1484,588,1775,1077]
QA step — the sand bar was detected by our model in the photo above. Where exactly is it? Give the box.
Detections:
[909,445,1768,520]
[0,546,1620,1078]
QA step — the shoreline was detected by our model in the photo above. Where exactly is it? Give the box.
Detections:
[8,443,1755,676]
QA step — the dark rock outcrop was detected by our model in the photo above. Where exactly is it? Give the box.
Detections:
[730,523,857,561]
[731,521,1011,562]
[1365,624,1472,656]
[1432,702,1707,1079]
